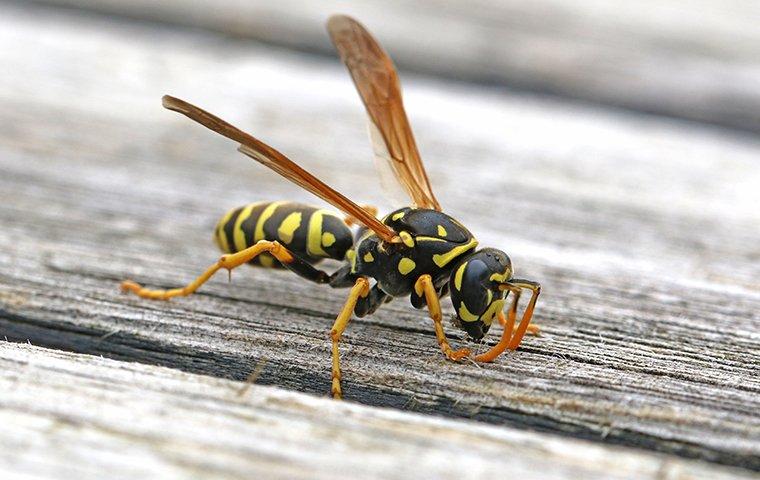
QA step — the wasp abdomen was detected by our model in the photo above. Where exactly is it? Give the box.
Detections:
[214,201,353,268]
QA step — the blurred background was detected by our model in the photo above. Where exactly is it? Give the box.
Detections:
[1,1,759,478]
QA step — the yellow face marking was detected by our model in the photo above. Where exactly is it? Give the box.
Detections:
[391,211,405,221]
[398,258,416,275]
[277,211,302,245]
[458,302,480,322]
[454,262,467,291]
[363,252,374,262]
[322,232,336,247]
[432,239,478,268]
[399,231,415,247]
[233,203,258,251]
[490,269,512,283]
[437,225,447,237]
[481,299,505,326]
[254,201,286,244]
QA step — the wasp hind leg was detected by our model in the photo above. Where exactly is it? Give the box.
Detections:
[330,277,370,399]
[121,240,330,300]
[415,275,471,362]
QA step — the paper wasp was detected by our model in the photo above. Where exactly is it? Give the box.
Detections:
[121,15,541,399]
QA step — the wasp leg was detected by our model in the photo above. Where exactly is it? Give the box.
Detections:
[507,279,541,350]
[497,296,541,336]
[415,275,471,361]
[121,240,327,300]
[331,277,370,399]
[474,287,520,362]
[344,205,378,227]
[354,284,391,317]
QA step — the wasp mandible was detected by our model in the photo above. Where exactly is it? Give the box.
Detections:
[121,15,542,399]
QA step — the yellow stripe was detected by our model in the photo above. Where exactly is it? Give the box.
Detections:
[233,204,258,252]
[490,269,511,283]
[432,239,478,268]
[215,208,236,253]
[416,236,446,242]
[391,211,405,221]
[277,211,302,244]
[454,262,467,291]
[458,302,480,322]
[481,299,505,326]
[307,209,339,257]
[254,201,286,244]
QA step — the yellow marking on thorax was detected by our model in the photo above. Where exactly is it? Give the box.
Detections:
[399,231,415,247]
[416,236,446,242]
[277,211,302,244]
[458,302,480,322]
[391,211,405,221]
[398,258,416,275]
[432,239,478,268]
[233,204,258,251]
[437,225,447,237]
[345,249,357,272]
[363,252,374,262]
[454,262,467,291]
[254,201,286,245]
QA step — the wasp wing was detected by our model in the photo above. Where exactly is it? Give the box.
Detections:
[162,95,398,243]
[327,14,441,211]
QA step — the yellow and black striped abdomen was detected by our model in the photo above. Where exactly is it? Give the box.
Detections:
[214,201,354,268]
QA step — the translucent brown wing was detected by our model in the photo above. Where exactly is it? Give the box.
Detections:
[162,95,398,243]
[327,14,442,211]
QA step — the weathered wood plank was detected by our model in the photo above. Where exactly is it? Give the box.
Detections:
[24,0,760,133]
[0,2,758,474]
[1,342,757,480]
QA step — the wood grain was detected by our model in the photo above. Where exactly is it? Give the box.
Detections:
[23,0,760,133]
[3,342,757,480]
[0,2,758,475]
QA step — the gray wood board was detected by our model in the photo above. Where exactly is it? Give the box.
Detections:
[20,0,760,133]
[3,342,758,480]
[0,2,758,473]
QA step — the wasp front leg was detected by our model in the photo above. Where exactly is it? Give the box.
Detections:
[474,280,541,362]
[415,275,470,361]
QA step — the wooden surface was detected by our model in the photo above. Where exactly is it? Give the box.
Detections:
[3,342,757,480]
[28,0,760,133]
[0,1,759,478]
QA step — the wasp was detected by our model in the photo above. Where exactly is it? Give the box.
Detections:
[121,15,541,399]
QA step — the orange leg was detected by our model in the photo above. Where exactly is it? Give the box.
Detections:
[121,240,295,300]
[474,280,541,362]
[415,275,471,361]
[330,277,370,399]
[507,279,541,350]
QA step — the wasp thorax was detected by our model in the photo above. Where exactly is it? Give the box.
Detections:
[449,248,513,340]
